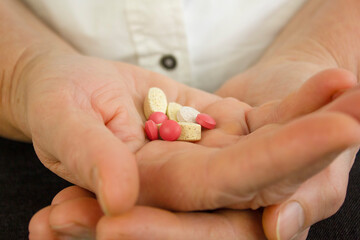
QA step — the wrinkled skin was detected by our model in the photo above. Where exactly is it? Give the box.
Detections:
[218,60,360,239]
[25,52,360,240]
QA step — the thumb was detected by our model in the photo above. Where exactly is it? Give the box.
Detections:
[31,106,139,216]
[262,148,357,240]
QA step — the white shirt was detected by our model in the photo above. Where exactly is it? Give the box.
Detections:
[21,0,307,92]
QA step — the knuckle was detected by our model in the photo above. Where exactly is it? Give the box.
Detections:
[222,97,250,108]
[97,217,134,240]
[327,181,347,214]
[321,168,348,217]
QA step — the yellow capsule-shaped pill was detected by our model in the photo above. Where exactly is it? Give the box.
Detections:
[144,87,168,119]
[177,122,201,141]
[167,102,182,121]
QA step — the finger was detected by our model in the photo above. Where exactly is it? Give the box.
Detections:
[247,68,357,131]
[30,186,102,240]
[29,206,57,240]
[32,105,139,215]
[262,87,360,240]
[137,110,360,211]
[88,82,146,152]
[198,98,251,147]
[321,84,360,121]
[29,186,95,239]
[97,206,265,240]
[262,147,357,240]
[210,111,360,209]
[52,185,95,205]
[49,197,103,239]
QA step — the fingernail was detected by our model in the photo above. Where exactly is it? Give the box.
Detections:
[94,167,110,216]
[276,201,305,240]
[52,223,93,239]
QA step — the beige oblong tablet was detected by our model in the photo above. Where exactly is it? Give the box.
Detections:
[144,87,168,119]
[167,102,182,121]
[177,122,201,141]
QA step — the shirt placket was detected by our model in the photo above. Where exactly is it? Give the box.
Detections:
[125,0,192,85]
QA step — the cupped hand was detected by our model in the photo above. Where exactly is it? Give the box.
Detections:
[29,72,354,239]
[29,186,266,240]
[135,69,360,214]
[218,67,360,240]
[26,62,359,240]
[18,53,221,215]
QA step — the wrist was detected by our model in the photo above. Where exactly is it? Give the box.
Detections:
[258,0,360,82]
[218,0,360,106]
[1,42,78,141]
[217,29,350,105]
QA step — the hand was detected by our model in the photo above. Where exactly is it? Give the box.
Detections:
[134,69,360,213]
[216,0,360,235]
[218,67,360,239]
[16,52,221,215]
[27,65,360,239]
[29,186,266,240]
[21,52,357,218]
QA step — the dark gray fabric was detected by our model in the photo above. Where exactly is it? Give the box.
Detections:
[0,137,359,239]
[0,137,70,239]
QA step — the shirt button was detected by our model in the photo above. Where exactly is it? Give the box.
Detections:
[160,55,177,70]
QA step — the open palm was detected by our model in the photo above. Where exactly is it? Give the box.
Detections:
[22,53,224,215]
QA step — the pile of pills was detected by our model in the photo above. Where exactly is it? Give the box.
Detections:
[143,87,216,141]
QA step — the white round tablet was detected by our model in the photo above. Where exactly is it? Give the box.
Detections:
[177,106,200,123]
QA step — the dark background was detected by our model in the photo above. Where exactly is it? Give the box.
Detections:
[0,137,359,239]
